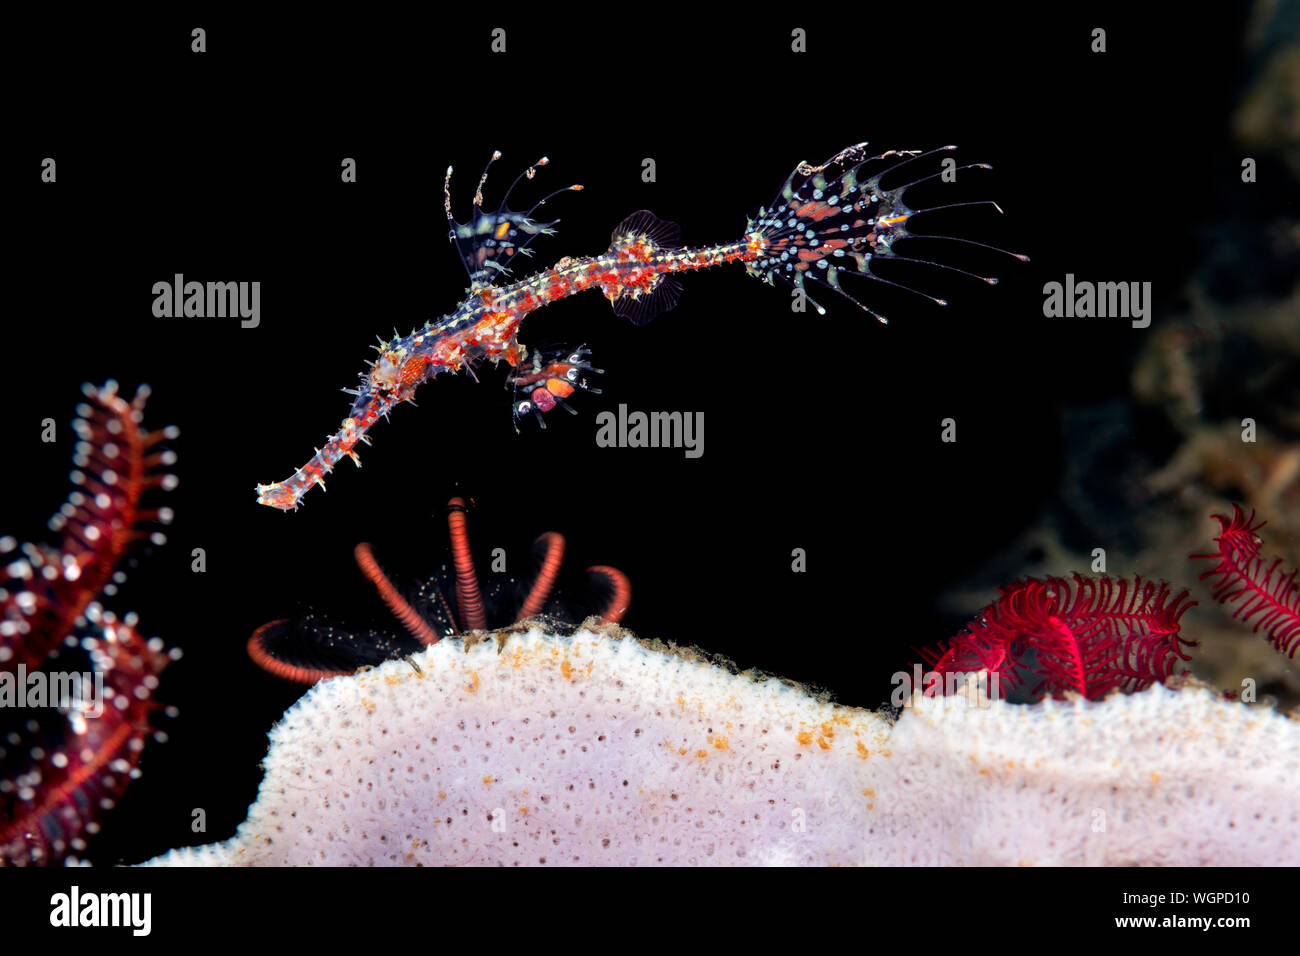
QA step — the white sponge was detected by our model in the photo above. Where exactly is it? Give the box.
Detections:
[145,626,1300,866]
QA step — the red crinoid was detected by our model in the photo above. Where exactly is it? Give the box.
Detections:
[247,496,631,684]
[918,574,1197,701]
[1193,504,1300,659]
[0,382,178,866]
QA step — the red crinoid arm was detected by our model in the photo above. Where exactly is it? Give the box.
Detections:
[446,497,487,631]
[916,637,1015,692]
[1054,575,1197,697]
[1193,504,1300,658]
[1,383,178,865]
[517,532,566,621]
[918,574,1196,701]
[1,382,178,672]
[586,565,631,624]
[1032,614,1088,697]
[0,608,175,865]
[353,543,440,646]
[246,619,355,684]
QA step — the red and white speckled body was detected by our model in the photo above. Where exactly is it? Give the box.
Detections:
[255,143,1024,510]
[253,229,763,511]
